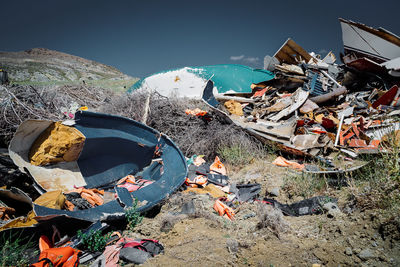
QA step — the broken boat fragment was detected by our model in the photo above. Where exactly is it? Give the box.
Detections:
[8,111,188,222]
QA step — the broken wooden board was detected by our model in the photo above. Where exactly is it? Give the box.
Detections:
[269,88,309,122]
[235,119,296,140]
[273,38,316,65]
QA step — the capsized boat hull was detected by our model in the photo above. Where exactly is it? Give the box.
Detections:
[9,111,187,222]
[339,18,400,63]
[129,64,275,98]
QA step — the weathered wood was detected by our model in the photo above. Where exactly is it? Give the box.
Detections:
[214,95,256,103]
[310,86,347,104]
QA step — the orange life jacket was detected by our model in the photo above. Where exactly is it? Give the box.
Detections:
[30,246,81,267]
[185,175,208,188]
[213,199,235,220]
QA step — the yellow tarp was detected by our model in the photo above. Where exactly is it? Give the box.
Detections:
[29,121,85,166]
[184,184,226,198]
[224,100,243,116]
[0,211,38,231]
[34,190,65,210]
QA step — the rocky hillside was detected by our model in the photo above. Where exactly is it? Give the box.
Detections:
[0,48,133,83]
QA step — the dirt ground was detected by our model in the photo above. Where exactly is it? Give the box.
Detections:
[125,160,400,267]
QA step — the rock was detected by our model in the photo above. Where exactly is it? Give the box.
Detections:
[226,238,239,254]
[345,247,353,256]
[119,247,151,264]
[242,212,256,219]
[322,202,341,218]
[269,187,280,197]
[358,248,375,260]
[180,200,196,215]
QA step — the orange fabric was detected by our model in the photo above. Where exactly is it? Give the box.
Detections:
[64,200,75,211]
[210,156,227,175]
[185,108,208,117]
[213,199,235,220]
[272,156,305,170]
[117,175,136,185]
[80,192,96,206]
[311,129,327,134]
[103,244,122,267]
[67,188,104,206]
[252,87,269,98]
[91,188,104,195]
[0,206,15,220]
[30,246,80,267]
[185,175,208,188]
[193,156,206,166]
[39,235,52,253]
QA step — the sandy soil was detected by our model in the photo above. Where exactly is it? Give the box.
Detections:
[124,161,400,266]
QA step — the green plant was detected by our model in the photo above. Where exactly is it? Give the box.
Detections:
[217,144,254,166]
[77,229,111,252]
[0,233,38,267]
[283,171,327,199]
[125,199,143,231]
[346,134,400,212]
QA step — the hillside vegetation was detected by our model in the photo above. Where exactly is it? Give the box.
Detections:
[0,48,137,91]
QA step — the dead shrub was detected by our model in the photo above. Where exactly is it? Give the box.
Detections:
[0,84,116,146]
[1,84,267,161]
[101,91,267,161]
[256,203,289,238]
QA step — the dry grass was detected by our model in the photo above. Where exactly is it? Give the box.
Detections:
[1,84,268,161]
[100,91,268,161]
[256,203,289,238]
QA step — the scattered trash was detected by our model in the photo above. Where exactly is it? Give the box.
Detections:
[1,17,399,266]
[260,196,337,216]
[213,198,235,220]
[31,246,81,267]
[94,237,164,265]
[184,184,226,198]
[272,156,305,170]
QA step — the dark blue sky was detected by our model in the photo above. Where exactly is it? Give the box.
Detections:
[2,0,399,78]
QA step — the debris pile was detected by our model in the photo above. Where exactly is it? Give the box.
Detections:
[202,19,400,173]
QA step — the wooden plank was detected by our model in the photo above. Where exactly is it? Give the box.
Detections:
[214,95,256,103]
[287,39,313,62]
